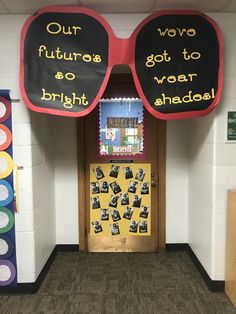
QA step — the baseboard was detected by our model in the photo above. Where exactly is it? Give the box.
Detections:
[0,244,79,295]
[187,245,225,292]
[56,244,79,252]
[166,243,225,292]
[166,243,189,251]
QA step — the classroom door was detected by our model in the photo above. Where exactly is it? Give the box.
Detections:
[78,102,165,252]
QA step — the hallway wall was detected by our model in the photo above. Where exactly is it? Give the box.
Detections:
[12,103,56,283]
[53,117,78,245]
[188,113,215,278]
[188,13,236,280]
[166,120,189,243]
[211,13,236,279]
[0,16,56,283]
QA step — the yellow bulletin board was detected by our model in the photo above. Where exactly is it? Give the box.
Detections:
[90,163,151,236]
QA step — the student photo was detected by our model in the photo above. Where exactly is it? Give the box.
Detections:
[129,220,138,233]
[101,208,109,221]
[140,182,149,195]
[135,168,145,181]
[100,181,109,193]
[93,166,105,180]
[111,209,121,222]
[132,195,142,208]
[109,195,119,208]
[110,222,120,235]
[124,166,133,179]
[139,220,148,233]
[91,196,101,209]
[139,206,149,218]
[128,181,138,194]
[91,181,100,194]
[123,207,133,220]
[92,221,103,234]
[109,165,120,178]
[110,181,122,195]
[121,193,129,205]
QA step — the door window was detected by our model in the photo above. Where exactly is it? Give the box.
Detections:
[99,99,144,157]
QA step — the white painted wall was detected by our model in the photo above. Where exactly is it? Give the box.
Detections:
[53,117,78,244]
[166,120,189,243]
[0,11,235,283]
[188,113,215,278]
[0,15,56,283]
[12,105,56,283]
[188,13,236,280]
[211,13,236,280]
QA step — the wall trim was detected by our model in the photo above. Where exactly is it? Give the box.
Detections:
[187,245,225,292]
[0,244,79,295]
[56,244,79,252]
[166,243,225,292]
[165,243,189,251]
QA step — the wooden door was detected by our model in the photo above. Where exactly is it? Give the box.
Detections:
[77,74,166,252]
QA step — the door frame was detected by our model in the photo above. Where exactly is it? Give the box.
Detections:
[77,74,166,252]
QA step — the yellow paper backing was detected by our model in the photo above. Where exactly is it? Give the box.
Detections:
[90,163,151,236]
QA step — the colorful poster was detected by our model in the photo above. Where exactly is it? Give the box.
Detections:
[90,163,151,236]
[0,90,17,289]
[99,100,144,157]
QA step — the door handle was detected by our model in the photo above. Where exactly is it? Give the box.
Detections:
[151,172,157,187]
[151,178,157,187]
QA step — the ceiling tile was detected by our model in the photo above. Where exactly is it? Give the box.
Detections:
[222,0,236,12]
[80,0,154,13]
[153,0,231,12]
[0,1,9,13]
[1,0,77,14]
[0,0,236,15]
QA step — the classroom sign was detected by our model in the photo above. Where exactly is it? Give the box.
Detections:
[20,7,223,120]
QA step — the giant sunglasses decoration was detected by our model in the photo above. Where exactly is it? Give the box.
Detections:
[20,6,223,120]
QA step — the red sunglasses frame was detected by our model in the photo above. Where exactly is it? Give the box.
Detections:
[20,6,223,120]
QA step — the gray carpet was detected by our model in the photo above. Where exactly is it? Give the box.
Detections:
[0,251,235,314]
